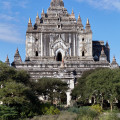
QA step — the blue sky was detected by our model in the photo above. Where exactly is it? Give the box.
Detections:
[0,0,120,64]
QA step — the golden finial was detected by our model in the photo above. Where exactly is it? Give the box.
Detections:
[36,12,39,19]
[87,18,89,24]
[72,9,74,14]
[78,13,80,19]
[29,17,31,24]
[42,9,44,14]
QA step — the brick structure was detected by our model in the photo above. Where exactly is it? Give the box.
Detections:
[11,0,119,106]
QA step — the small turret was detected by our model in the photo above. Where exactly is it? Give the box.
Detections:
[71,9,75,19]
[41,9,45,18]
[14,48,22,62]
[5,55,10,66]
[77,14,83,28]
[99,47,107,62]
[36,12,40,25]
[85,18,92,33]
[27,18,32,31]
[111,56,119,68]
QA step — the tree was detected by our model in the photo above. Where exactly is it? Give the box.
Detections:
[0,62,41,118]
[72,68,120,111]
[32,77,68,104]
[0,81,29,106]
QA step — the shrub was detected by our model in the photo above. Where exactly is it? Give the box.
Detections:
[68,107,80,114]
[68,106,99,119]
[78,107,98,118]
[91,104,102,113]
[41,104,60,115]
[45,106,60,115]
[99,112,119,120]
[0,105,18,120]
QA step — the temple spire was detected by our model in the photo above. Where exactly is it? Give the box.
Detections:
[5,55,10,66]
[77,13,83,27]
[42,9,44,14]
[111,56,119,68]
[99,47,107,62]
[36,12,40,25]
[85,18,92,32]
[86,18,89,25]
[71,9,75,18]
[14,48,22,62]
[28,17,32,31]
[41,9,45,18]
[112,56,116,62]
[36,12,39,19]
[29,17,31,24]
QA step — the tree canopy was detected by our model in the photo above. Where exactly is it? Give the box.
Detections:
[72,68,120,111]
[32,77,68,103]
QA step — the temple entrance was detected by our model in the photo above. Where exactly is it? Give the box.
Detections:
[57,52,62,61]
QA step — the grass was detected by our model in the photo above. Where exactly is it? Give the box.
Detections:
[26,107,120,120]
[27,111,77,120]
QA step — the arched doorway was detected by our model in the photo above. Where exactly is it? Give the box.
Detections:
[82,51,85,57]
[57,52,62,61]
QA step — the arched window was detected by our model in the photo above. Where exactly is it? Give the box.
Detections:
[35,38,38,42]
[36,51,38,56]
[57,52,62,61]
[82,51,85,57]
[82,38,84,42]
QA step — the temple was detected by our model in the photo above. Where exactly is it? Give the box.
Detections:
[10,0,119,106]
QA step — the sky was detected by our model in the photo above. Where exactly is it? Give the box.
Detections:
[0,0,120,64]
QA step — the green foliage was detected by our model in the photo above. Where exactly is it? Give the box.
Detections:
[68,107,80,114]
[77,107,98,119]
[32,77,68,103]
[0,105,18,120]
[44,106,60,115]
[41,103,60,115]
[0,81,29,105]
[99,112,119,120]
[0,62,41,119]
[72,68,120,111]
[91,104,102,113]
[68,106,99,119]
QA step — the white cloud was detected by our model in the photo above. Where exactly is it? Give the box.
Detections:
[18,1,28,8]
[2,1,11,10]
[0,0,28,11]
[0,23,24,43]
[0,14,15,21]
[76,0,120,11]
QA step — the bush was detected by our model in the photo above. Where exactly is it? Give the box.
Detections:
[91,104,102,113]
[99,112,119,120]
[41,104,60,115]
[78,107,98,119]
[68,106,99,120]
[68,107,80,114]
[44,106,60,115]
[0,105,18,120]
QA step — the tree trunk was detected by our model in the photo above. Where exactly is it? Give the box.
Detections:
[110,103,113,112]
[101,96,104,109]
